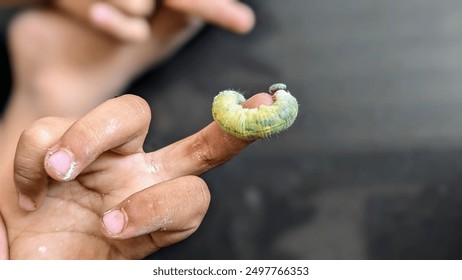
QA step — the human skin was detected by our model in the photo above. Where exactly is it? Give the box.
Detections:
[1,0,256,41]
[0,93,274,259]
[0,1,255,164]
[0,7,202,168]
[0,0,251,259]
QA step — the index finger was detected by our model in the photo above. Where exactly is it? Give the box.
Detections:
[89,2,152,42]
[147,93,274,179]
[165,0,255,34]
[44,94,151,182]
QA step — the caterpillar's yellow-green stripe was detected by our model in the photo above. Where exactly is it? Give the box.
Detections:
[212,83,298,140]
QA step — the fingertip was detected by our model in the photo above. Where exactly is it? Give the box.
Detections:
[100,176,210,241]
[89,2,151,42]
[18,193,37,211]
[231,4,256,34]
[242,93,274,109]
[118,20,151,43]
[17,187,49,212]
[89,2,112,25]
[101,208,127,237]
[110,0,155,17]
[209,94,275,144]
[167,0,254,34]
[212,92,277,141]
[44,148,77,181]
[188,176,210,216]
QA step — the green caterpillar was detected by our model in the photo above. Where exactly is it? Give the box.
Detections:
[212,83,298,140]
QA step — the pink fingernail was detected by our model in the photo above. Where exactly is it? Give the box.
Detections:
[102,209,126,235]
[90,4,111,24]
[47,149,75,180]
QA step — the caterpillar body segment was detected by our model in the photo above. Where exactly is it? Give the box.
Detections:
[212,83,298,140]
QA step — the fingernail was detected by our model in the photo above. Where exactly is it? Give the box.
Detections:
[90,3,111,24]
[18,193,36,211]
[102,209,126,235]
[47,149,76,180]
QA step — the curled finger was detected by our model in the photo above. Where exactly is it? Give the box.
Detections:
[90,2,151,42]
[44,94,151,182]
[166,0,255,33]
[109,0,155,17]
[14,117,72,211]
[101,175,210,247]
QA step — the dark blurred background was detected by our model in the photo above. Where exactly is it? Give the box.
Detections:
[3,0,462,259]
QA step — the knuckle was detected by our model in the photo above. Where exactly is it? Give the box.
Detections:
[70,120,104,147]
[188,176,210,220]
[19,117,61,148]
[120,94,152,124]
[192,131,222,170]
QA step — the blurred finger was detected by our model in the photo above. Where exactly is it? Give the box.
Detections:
[52,0,95,22]
[147,93,274,179]
[14,117,72,211]
[44,94,151,182]
[0,213,9,259]
[101,175,210,246]
[109,0,155,17]
[89,2,151,42]
[166,0,255,33]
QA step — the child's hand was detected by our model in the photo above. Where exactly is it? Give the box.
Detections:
[1,94,260,259]
[53,0,255,42]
